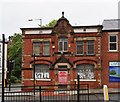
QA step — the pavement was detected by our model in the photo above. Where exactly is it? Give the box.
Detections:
[89,88,120,94]
[0,83,120,94]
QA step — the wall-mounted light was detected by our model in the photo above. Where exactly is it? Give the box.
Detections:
[68,44,71,48]
[52,46,55,49]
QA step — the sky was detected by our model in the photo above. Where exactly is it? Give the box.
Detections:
[0,0,119,39]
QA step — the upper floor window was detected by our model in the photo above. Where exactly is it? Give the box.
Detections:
[43,42,50,55]
[76,41,83,55]
[58,38,68,52]
[109,35,117,51]
[87,41,94,55]
[33,42,40,55]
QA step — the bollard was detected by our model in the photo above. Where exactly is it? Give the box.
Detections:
[103,85,109,101]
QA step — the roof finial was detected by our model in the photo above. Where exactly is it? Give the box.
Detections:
[62,12,64,18]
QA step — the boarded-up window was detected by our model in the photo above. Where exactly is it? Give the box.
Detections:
[35,64,49,79]
[76,64,95,79]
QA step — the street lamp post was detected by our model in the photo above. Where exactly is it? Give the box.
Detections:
[2,34,5,102]
[0,34,8,102]
[28,19,42,27]
[1,34,8,102]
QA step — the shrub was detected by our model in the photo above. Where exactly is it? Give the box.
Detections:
[11,76,17,83]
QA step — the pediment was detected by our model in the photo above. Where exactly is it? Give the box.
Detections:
[51,12,74,36]
[53,54,73,67]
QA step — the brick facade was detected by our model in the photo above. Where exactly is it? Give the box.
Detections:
[21,13,119,88]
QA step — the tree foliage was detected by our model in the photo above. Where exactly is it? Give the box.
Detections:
[8,33,22,79]
[110,70,116,75]
[41,19,57,27]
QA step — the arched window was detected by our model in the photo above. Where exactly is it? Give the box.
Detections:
[76,64,94,79]
[34,64,49,79]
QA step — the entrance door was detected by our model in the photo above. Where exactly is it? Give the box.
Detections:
[58,71,67,88]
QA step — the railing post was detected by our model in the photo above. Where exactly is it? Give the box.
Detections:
[88,84,89,102]
[77,74,80,102]
[39,86,41,102]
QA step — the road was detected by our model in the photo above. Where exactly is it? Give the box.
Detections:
[1,93,120,102]
[0,86,119,102]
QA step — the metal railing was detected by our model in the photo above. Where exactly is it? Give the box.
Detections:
[3,84,89,102]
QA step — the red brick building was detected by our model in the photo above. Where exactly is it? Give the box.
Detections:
[21,13,119,88]
[102,19,120,88]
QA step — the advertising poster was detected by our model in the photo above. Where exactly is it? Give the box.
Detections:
[58,71,67,84]
[109,62,120,82]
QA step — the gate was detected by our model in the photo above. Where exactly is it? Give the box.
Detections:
[3,84,89,102]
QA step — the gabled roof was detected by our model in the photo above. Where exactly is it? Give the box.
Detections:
[102,19,120,31]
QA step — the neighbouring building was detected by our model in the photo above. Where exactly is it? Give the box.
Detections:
[102,19,120,88]
[21,12,120,88]
[0,40,8,85]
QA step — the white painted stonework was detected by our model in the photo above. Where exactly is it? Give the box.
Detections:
[74,28,98,33]
[25,30,52,34]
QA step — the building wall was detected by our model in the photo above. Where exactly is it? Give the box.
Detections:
[101,32,120,88]
[21,16,103,88]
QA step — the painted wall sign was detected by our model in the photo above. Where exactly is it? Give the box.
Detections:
[109,62,120,82]
[109,62,120,66]
[58,71,67,84]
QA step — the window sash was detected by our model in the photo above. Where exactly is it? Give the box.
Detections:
[87,41,94,55]
[58,38,68,52]
[33,42,40,55]
[109,35,117,51]
[43,42,50,55]
[76,41,83,54]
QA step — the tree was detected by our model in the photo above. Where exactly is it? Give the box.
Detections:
[110,70,116,75]
[41,19,57,27]
[8,33,22,79]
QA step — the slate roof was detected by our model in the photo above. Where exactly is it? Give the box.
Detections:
[102,19,120,31]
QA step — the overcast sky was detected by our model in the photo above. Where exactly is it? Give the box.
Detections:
[0,0,119,39]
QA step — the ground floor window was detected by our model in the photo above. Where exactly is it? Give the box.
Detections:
[34,64,49,79]
[76,64,94,79]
